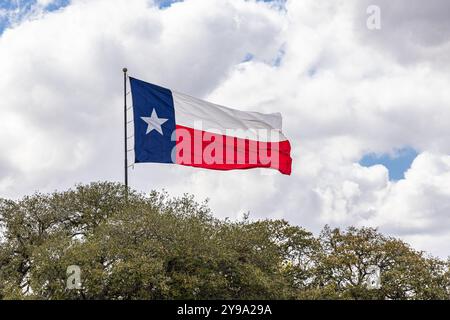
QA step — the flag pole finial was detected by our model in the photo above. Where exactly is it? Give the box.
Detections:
[123,67,128,73]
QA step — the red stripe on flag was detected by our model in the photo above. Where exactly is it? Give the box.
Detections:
[174,125,292,175]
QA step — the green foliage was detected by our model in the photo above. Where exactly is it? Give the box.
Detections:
[0,182,449,300]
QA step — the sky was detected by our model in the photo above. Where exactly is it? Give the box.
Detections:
[1,0,450,257]
[359,147,418,181]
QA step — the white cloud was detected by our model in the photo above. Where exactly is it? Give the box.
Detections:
[1,0,450,257]
[375,153,450,234]
[354,0,450,67]
[37,0,56,6]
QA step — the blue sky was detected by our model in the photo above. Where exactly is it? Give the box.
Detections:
[0,0,177,34]
[0,0,70,34]
[157,0,182,9]
[158,0,285,9]
[360,147,418,181]
[0,0,285,34]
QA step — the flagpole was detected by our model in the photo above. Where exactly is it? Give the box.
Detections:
[123,67,129,189]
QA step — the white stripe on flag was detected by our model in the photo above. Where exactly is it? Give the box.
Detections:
[172,91,286,142]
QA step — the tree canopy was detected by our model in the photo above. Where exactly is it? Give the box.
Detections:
[0,182,449,300]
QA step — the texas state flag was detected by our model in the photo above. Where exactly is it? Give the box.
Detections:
[129,77,292,175]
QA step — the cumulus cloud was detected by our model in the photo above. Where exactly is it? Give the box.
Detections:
[1,0,449,257]
[354,0,450,67]
[375,153,450,234]
[0,0,283,192]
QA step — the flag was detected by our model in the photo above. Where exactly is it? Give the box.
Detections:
[129,77,292,175]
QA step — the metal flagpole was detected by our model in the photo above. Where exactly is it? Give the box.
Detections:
[123,67,129,189]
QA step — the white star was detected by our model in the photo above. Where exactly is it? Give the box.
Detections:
[141,109,168,135]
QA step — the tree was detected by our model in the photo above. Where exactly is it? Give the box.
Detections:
[0,182,449,300]
[303,226,450,299]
